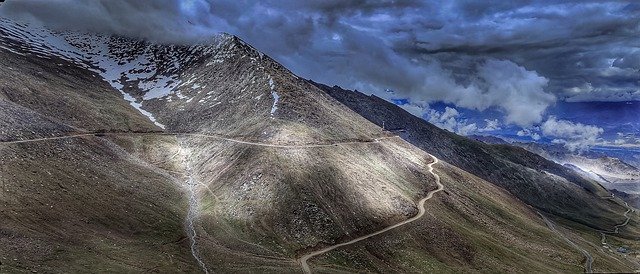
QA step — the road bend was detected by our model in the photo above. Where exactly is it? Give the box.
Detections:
[298,155,443,274]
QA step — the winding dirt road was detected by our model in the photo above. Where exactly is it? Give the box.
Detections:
[537,212,593,273]
[185,133,398,149]
[536,195,638,274]
[297,155,443,274]
[599,201,634,247]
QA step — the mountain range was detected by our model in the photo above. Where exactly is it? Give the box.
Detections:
[0,18,638,273]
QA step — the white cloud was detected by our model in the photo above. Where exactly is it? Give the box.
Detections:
[614,132,626,145]
[532,133,541,141]
[440,107,459,121]
[479,119,501,132]
[476,60,555,126]
[517,128,541,140]
[426,108,504,136]
[613,132,640,146]
[540,116,603,151]
[399,104,426,118]
[565,82,640,102]
[426,106,479,136]
[427,107,458,132]
[457,123,479,136]
[405,59,555,128]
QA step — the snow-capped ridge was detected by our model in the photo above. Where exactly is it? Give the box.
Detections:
[0,18,293,129]
[0,18,237,128]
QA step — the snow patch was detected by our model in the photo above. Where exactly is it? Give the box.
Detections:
[271,91,280,115]
[267,75,279,115]
[121,92,166,129]
[141,75,182,100]
[0,18,234,128]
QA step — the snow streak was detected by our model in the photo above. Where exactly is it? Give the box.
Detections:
[267,75,279,116]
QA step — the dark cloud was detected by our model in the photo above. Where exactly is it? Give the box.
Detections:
[0,0,217,43]
[275,0,424,16]
[393,1,639,102]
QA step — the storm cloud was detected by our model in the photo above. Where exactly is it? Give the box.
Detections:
[0,0,218,43]
[0,0,637,139]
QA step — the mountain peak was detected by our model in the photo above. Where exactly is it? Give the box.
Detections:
[0,18,278,129]
[0,18,382,143]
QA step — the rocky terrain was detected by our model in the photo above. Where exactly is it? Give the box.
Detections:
[1,18,638,273]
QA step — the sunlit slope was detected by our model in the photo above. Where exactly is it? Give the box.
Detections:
[308,161,639,273]
[105,133,640,273]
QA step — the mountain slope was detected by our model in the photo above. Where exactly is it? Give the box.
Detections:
[0,135,201,273]
[0,42,159,135]
[315,82,636,229]
[1,18,638,273]
[316,82,640,269]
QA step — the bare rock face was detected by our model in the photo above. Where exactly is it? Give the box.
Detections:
[1,18,638,273]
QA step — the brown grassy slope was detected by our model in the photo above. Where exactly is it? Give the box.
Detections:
[0,99,78,141]
[0,48,195,272]
[547,211,640,273]
[0,136,199,273]
[0,49,159,133]
[107,134,438,272]
[106,133,637,273]
[309,161,640,273]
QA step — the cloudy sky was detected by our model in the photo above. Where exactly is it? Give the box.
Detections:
[1,0,638,150]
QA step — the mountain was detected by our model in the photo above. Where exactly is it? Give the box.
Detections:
[315,82,634,226]
[467,134,510,145]
[515,142,640,204]
[1,18,638,273]
[466,136,639,199]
